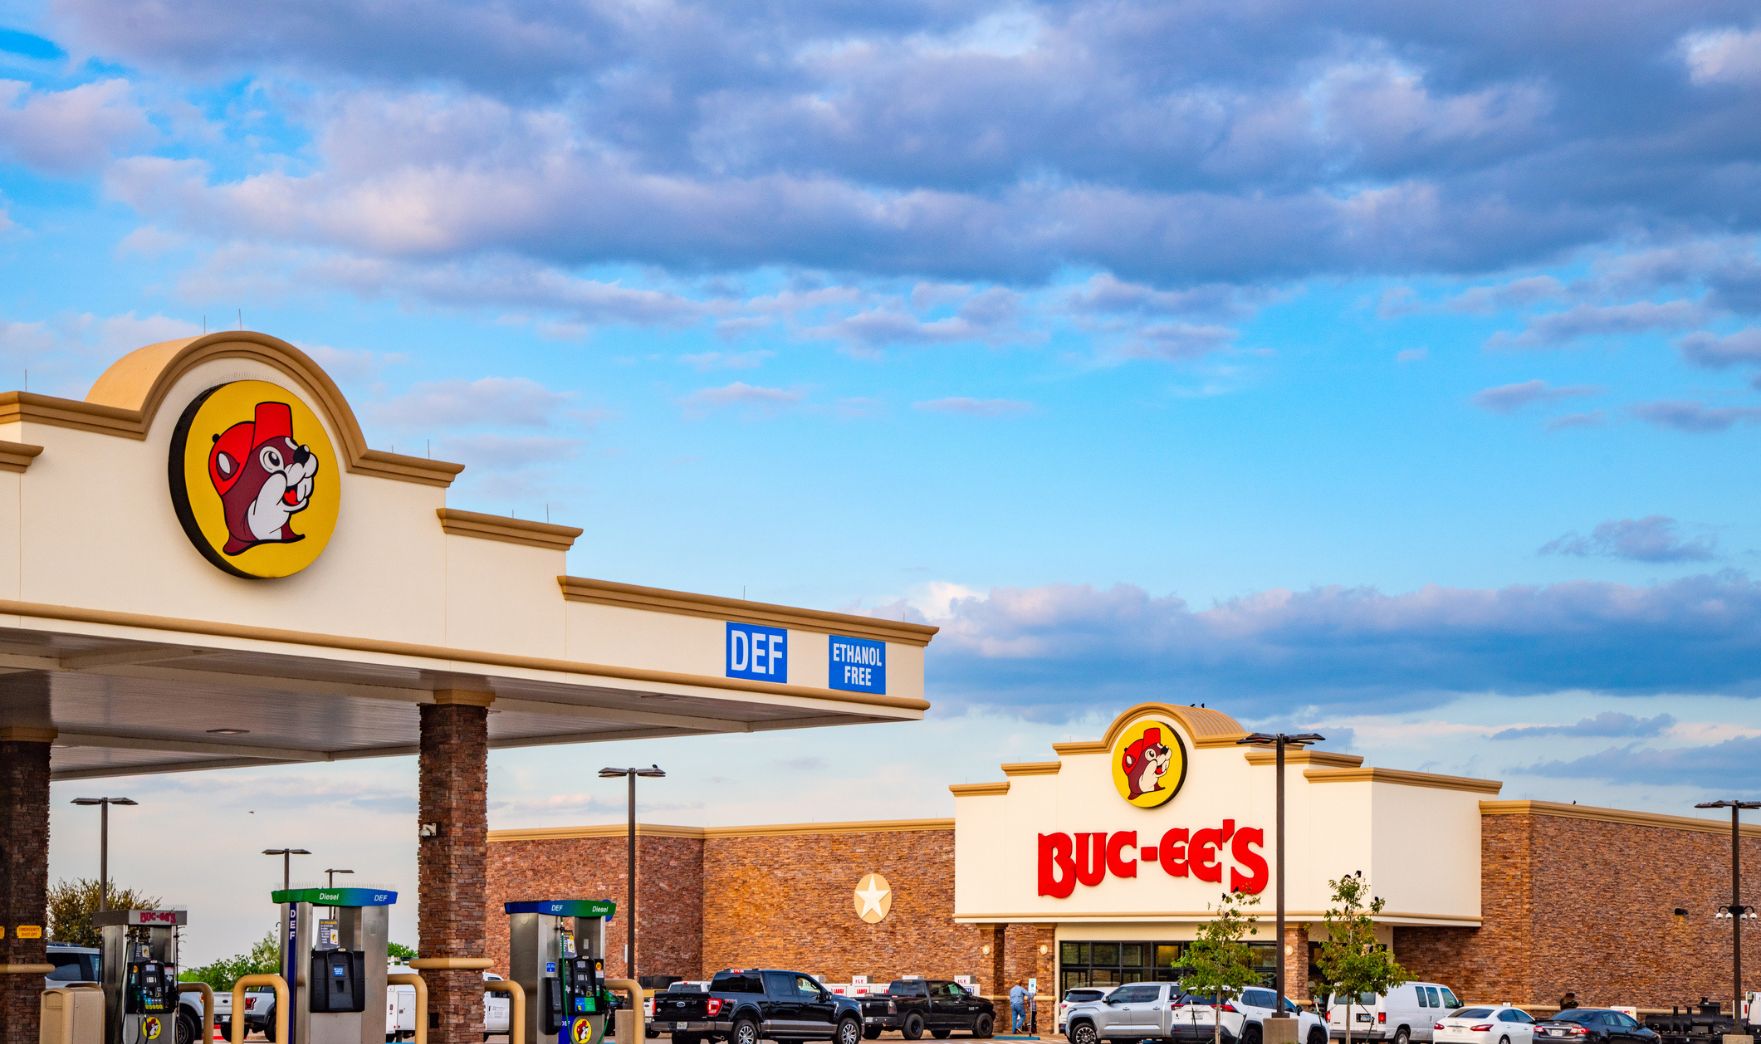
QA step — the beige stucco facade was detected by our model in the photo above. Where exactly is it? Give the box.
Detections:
[952,703,1495,932]
[0,331,933,777]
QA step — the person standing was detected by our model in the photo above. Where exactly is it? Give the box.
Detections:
[1026,980,1038,1035]
[1009,982,1027,1033]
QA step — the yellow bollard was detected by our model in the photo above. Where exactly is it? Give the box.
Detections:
[606,978,645,1044]
[388,973,429,1044]
[230,974,288,1044]
[176,981,216,1043]
[484,978,527,1044]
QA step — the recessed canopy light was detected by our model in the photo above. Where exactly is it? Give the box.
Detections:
[206,728,249,736]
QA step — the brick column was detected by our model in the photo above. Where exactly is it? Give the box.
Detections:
[0,731,53,1044]
[415,693,491,1044]
[1001,923,1055,1031]
[1283,924,1310,1003]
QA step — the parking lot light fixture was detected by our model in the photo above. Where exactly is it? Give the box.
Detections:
[1694,799,1760,1028]
[262,847,313,891]
[1237,732,1325,1020]
[72,796,138,912]
[601,765,665,982]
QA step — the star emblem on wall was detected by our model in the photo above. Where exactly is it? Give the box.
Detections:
[854,872,893,924]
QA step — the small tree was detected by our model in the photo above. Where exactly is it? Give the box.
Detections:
[1175,891,1263,1044]
[46,878,161,947]
[1311,872,1409,1044]
[388,942,419,963]
[180,932,283,991]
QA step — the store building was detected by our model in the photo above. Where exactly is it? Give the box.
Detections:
[488,702,1760,1016]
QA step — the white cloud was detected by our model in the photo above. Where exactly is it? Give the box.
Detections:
[681,381,804,413]
[0,78,152,174]
[1682,27,1761,87]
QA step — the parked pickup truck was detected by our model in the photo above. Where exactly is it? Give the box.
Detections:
[651,968,866,1044]
[858,978,996,1039]
[1066,981,1325,1044]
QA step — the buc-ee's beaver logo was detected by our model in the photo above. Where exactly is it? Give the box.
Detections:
[1110,719,1187,808]
[169,380,341,578]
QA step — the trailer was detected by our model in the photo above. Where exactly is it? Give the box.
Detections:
[1644,999,1760,1044]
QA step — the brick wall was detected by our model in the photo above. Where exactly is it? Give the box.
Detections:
[485,830,705,980]
[0,738,50,1044]
[700,826,990,986]
[1397,809,1761,1011]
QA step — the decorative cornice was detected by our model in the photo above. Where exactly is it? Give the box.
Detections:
[559,576,938,647]
[0,598,930,714]
[1481,799,1761,838]
[1244,749,1365,769]
[1050,702,1249,756]
[0,440,44,473]
[949,781,1011,797]
[437,509,582,551]
[0,332,464,487]
[1000,761,1061,777]
[489,818,955,843]
[430,689,496,708]
[1305,766,1503,794]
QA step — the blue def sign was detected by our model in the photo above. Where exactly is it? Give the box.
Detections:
[829,635,886,693]
[726,622,788,681]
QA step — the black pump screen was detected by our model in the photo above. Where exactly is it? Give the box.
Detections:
[309,950,366,1013]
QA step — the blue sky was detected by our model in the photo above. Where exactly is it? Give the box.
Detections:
[8,0,1761,959]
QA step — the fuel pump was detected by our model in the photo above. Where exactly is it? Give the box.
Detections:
[95,909,186,1044]
[274,886,396,1044]
[505,899,617,1044]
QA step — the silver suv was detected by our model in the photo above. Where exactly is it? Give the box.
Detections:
[1066,982,1219,1044]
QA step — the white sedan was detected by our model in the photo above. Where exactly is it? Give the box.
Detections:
[1436,1007,1538,1044]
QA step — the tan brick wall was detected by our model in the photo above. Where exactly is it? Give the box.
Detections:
[1397,810,1761,1011]
[700,827,991,986]
[485,831,705,981]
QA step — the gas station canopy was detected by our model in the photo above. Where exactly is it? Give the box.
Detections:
[0,332,935,780]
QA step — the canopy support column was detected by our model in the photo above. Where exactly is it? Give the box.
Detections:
[416,691,493,1043]
[0,728,54,1044]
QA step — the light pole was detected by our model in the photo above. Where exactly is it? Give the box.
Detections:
[1695,799,1759,1028]
[1237,732,1325,1019]
[324,868,355,889]
[71,797,138,912]
[262,848,312,891]
[600,765,665,982]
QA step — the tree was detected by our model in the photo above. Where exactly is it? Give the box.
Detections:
[179,932,283,991]
[46,878,161,947]
[1175,891,1263,1044]
[1311,872,1409,1044]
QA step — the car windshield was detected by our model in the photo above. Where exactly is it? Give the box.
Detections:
[1067,991,1102,1001]
[1451,1010,1495,1019]
[1334,994,1377,1008]
[1550,1012,1596,1024]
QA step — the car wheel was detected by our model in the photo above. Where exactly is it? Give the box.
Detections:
[904,1015,926,1041]
[1393,1029,1410,1044]
[1309,1028,1329,1044]
[974,1014,994,1039]
[1244,1025,1263,1044]
[1071,1023,1099,1044]
[735,1018,761,1044]
[1500,1037,1510,1044]
[175,1009,200,1044]
[840,1018,864,1044]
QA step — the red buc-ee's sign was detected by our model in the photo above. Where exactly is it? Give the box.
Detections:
[1037,819,1269,898]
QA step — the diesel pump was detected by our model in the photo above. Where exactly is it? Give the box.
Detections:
[505,899,617,1044]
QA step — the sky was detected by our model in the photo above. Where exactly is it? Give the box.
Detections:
[6,0,1761,962]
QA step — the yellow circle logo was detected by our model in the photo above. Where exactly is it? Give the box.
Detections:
[168,380,341,579]
[853,872,893,924]
[572,1018,594,1044]
[143,1016,161,1040]
[1110,718,1187,808]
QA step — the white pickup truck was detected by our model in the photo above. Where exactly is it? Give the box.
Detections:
[386,966,512,1040]
[1065,982,1327,1044]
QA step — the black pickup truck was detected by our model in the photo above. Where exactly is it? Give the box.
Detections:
[652,969,865,1044]
[859,979,995,1040]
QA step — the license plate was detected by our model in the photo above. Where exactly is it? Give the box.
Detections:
[1356,1015,1372,1024]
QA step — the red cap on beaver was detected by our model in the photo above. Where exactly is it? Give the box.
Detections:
[209,401,295,495]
